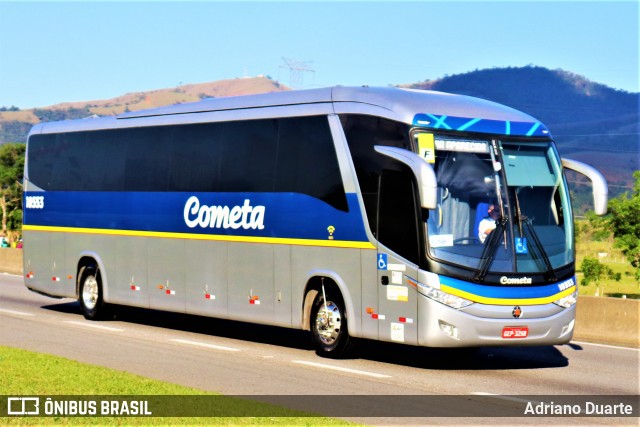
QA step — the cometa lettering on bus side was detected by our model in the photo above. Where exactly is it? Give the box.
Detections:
[184,196,265,230]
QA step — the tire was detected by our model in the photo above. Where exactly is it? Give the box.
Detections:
[310,286,352,358]
[78,266,109,320]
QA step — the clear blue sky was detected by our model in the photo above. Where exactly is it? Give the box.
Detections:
[1,1,638,108]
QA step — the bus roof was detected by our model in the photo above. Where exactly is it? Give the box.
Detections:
[30,86,550,138]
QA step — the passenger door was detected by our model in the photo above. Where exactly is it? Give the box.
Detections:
[376,169,421,345]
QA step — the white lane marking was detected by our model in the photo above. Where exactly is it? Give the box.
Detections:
[169,338,240,352]
[0,308,35,316]
[63,320,124,332]
[571,341,640,352]
[292,360,391,379]
[2,272,22,278]
[472,392,538,404]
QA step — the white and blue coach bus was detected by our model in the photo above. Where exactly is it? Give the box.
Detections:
[23,87,607,357]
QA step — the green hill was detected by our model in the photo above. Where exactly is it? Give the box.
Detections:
[0,75,286,141]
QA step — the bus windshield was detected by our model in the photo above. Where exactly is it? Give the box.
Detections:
[420,133,573,276]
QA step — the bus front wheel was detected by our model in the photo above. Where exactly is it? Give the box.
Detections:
[78,266,109,320]
[310,287,352,358]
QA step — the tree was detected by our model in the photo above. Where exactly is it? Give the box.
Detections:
[0,143,25,240]
[607,171,640,282]
[580,257,619,286]
[32,107,91,122]
[0,120,32,144]
[581,257,606,286]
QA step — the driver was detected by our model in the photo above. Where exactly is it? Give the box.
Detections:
[478,204,499,243]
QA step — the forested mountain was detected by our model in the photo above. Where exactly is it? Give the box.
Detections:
[404,66,639,206]
[1,67,637,206]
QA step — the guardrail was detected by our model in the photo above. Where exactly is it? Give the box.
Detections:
[575,295,639,347]
[0,248,23,276]
[2,248,637,347]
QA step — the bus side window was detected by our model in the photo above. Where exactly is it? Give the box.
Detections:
[276,116,348,211]
[340,114,412,237]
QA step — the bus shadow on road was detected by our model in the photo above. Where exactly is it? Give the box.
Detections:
[352,339,569,370]
[42,300,314,351]
[42,301,568,370]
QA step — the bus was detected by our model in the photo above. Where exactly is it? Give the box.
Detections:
[23,86,608,357]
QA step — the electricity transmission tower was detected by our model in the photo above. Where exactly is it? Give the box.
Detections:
[280,57,315,89]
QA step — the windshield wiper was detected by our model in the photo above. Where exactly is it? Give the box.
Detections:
[522,217,557,282]
[513,189,557,282]
[473,215,507,283]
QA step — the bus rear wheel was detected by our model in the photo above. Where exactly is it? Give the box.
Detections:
[310,287,352,358]
[79,266,109,320]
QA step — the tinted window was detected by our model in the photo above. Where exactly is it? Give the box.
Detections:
[276,116,347,210]
[27,116,347,210]
[218,119,278,192]
[169,123,221,192]
[49,132,86,190]
[124,126,172,191]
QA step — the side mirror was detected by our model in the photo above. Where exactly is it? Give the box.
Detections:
[374,146,438,209]
[561,158,608,215]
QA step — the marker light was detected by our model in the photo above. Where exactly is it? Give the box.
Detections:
[418,273,473,309]
[553,290,578,308]
[438,320,459,339]
[560,319,575,338]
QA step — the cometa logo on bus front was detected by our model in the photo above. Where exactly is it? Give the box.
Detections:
[500,276,533,285]
[183,196,265,230]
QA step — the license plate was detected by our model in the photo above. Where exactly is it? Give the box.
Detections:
[502,326,529,339]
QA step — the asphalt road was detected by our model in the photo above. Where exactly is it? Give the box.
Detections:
[1,273,638,425]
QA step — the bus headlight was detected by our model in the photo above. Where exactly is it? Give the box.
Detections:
[418,278,473,309]
[553,290,578,308]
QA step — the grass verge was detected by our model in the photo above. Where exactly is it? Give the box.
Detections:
[0,346,351,426]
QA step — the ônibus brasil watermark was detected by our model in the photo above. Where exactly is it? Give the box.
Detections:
[2,395,638,418]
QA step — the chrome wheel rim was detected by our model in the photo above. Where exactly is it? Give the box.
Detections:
[82,275,99,310]
[315,300,342,345]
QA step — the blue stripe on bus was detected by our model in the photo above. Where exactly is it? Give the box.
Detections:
[439,275,575,300]
[412,114,550,137]
[23,192,370,243]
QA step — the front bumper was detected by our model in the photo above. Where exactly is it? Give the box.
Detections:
[417,294,575,347]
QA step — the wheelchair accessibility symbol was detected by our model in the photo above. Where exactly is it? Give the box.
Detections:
[378,254,388,270]
[515,237,528,254]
